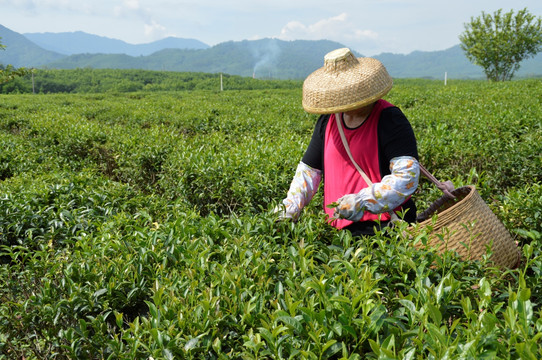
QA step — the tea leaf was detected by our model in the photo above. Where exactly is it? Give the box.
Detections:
[326,202,339,209]
[276,315,304,335]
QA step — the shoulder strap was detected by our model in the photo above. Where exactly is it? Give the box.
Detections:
[335,114,373,186]
[335,114,401,223]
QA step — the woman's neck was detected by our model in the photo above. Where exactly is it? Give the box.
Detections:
[342,102,375,128]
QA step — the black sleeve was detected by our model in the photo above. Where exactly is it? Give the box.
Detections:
[378,107,418,177]
[301,114,330,171]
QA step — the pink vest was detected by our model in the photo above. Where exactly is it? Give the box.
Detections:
[324,99,399,229]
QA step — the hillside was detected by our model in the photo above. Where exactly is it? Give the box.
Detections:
[0,25,65,67]
[377,46,483,79]
[24,31,209,56]
[379,45,542,79]
[45,39,351,79]
[2,25,542,79]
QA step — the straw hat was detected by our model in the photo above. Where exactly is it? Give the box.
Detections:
[302,48,393,114]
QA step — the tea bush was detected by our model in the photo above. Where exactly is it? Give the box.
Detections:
[0,69,303,94]
[1,79,541,359]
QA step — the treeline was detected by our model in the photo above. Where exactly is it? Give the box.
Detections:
[0,67,302,94]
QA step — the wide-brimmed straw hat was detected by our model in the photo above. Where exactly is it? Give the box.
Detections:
[302,48,393,114]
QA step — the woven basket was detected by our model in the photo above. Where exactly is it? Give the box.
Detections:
[408,185,520,268]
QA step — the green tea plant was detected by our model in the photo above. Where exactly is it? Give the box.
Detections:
[0,69,303,94]
[0,79,541,359]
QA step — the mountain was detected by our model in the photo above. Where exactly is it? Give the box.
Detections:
[0,25,65,67]
[49,39,540,80]
[45,38,351,79]
[377,46,483,79]
[2,25,542,79]
[377,45,542,79]
[23,31,209,56]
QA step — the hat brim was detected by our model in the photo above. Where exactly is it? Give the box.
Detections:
[302,57,393,114]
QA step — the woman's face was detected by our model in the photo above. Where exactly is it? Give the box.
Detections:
[344,102,375,117]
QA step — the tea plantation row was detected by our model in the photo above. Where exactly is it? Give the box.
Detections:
[0,69,302,94]
[0,79,541,359]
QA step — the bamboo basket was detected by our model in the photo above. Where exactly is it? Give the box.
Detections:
[408,185,521,268]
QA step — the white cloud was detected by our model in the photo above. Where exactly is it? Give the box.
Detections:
[144,20,167,39]
[4,0,94,14]
[123,0,140,10]
[113,0,169,41]
[278,13,379,44]
[114,0,144,18]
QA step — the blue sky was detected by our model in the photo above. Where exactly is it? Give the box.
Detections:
[2,0,541,55]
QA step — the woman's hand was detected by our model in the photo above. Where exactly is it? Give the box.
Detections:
[332,194,366,221]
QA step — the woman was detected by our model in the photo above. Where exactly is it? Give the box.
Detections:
[275,48,420,236]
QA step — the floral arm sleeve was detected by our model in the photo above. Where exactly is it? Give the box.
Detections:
[334,156,420,221]
[275,161,322,221]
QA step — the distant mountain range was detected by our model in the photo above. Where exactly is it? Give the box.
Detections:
[24,31,209,56]
[0,25,65,66]
[2,24,542,79]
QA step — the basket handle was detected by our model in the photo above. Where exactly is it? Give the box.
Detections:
[419,163,456,199]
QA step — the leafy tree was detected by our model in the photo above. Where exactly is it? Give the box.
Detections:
[459,8,542,81]
[0,37,32,84]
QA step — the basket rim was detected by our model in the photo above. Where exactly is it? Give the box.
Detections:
[416,185,476,227]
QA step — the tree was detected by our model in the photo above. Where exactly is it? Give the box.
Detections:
[0,37,32,84]
[459,8,542,81]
